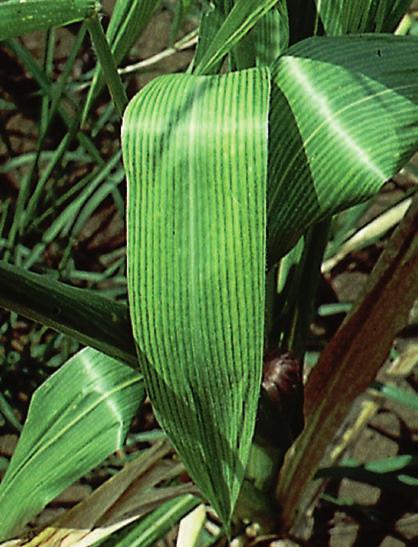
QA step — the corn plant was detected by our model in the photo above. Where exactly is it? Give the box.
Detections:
[0,0,418,543]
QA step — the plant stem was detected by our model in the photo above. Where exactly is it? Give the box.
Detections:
[283,219,331,360]
[85,14,128,123]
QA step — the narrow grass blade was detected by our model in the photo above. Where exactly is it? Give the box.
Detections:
[0,348,144,541]
[85,14,128,122]
[0,0,98,40]
[40,29,55,135]
[122,68,270,524]
[24,25,88,224]
[6,38,104,165]
[268,35,418,264]
[194,0,277,75]
[0,392,22,432]
[0,260,137,367]
[234,3,289,69]
[82,0,159,120]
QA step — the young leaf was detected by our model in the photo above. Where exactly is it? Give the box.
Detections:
[233,4,289,69]
[193,4,225,73]
[0,348,144,541]
[194,0,278,75]
[122,68,270,524]
[254,3,289,64]
[267,35,418,264]
[0,0,98,41]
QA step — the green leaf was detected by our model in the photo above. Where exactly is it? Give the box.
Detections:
[0,348,144,541]
[194,0,278,75]
[253,4,289,64]
[122,68,270,523]
[169,0,193,45]
[316,455,418,494]
[316,0,413,35]
[0,260,137,367]
[233,4,289,69]
[267,35,418,263]
[193,4,225,73]
[83,0,159,119]
[286,0,411,43]
[371,380,418,411]
[0,0,98,41]
[212,0,234,15]
[85,14,128,120]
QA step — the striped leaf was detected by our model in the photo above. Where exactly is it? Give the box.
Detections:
[0,348,144,541]
[0,0,97,41]
[213,0,235,14]
[287,0,411,44]
[234,4,289,69]
[122,68,270,523]
[316,0,413,35]
[267,34,418,263]
[194,0,278,75]
[193,4,225,73]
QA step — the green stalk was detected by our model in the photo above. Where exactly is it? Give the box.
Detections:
[85,14,128,123]
[40,29,55,136]
[281,219,331,359]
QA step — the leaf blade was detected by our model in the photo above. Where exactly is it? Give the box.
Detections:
[0,0,98,41]
[268,34,418,263]
[122,68,270,523]
[0,348,144,541]
[194,0,278,75]
[0,260,137,367]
